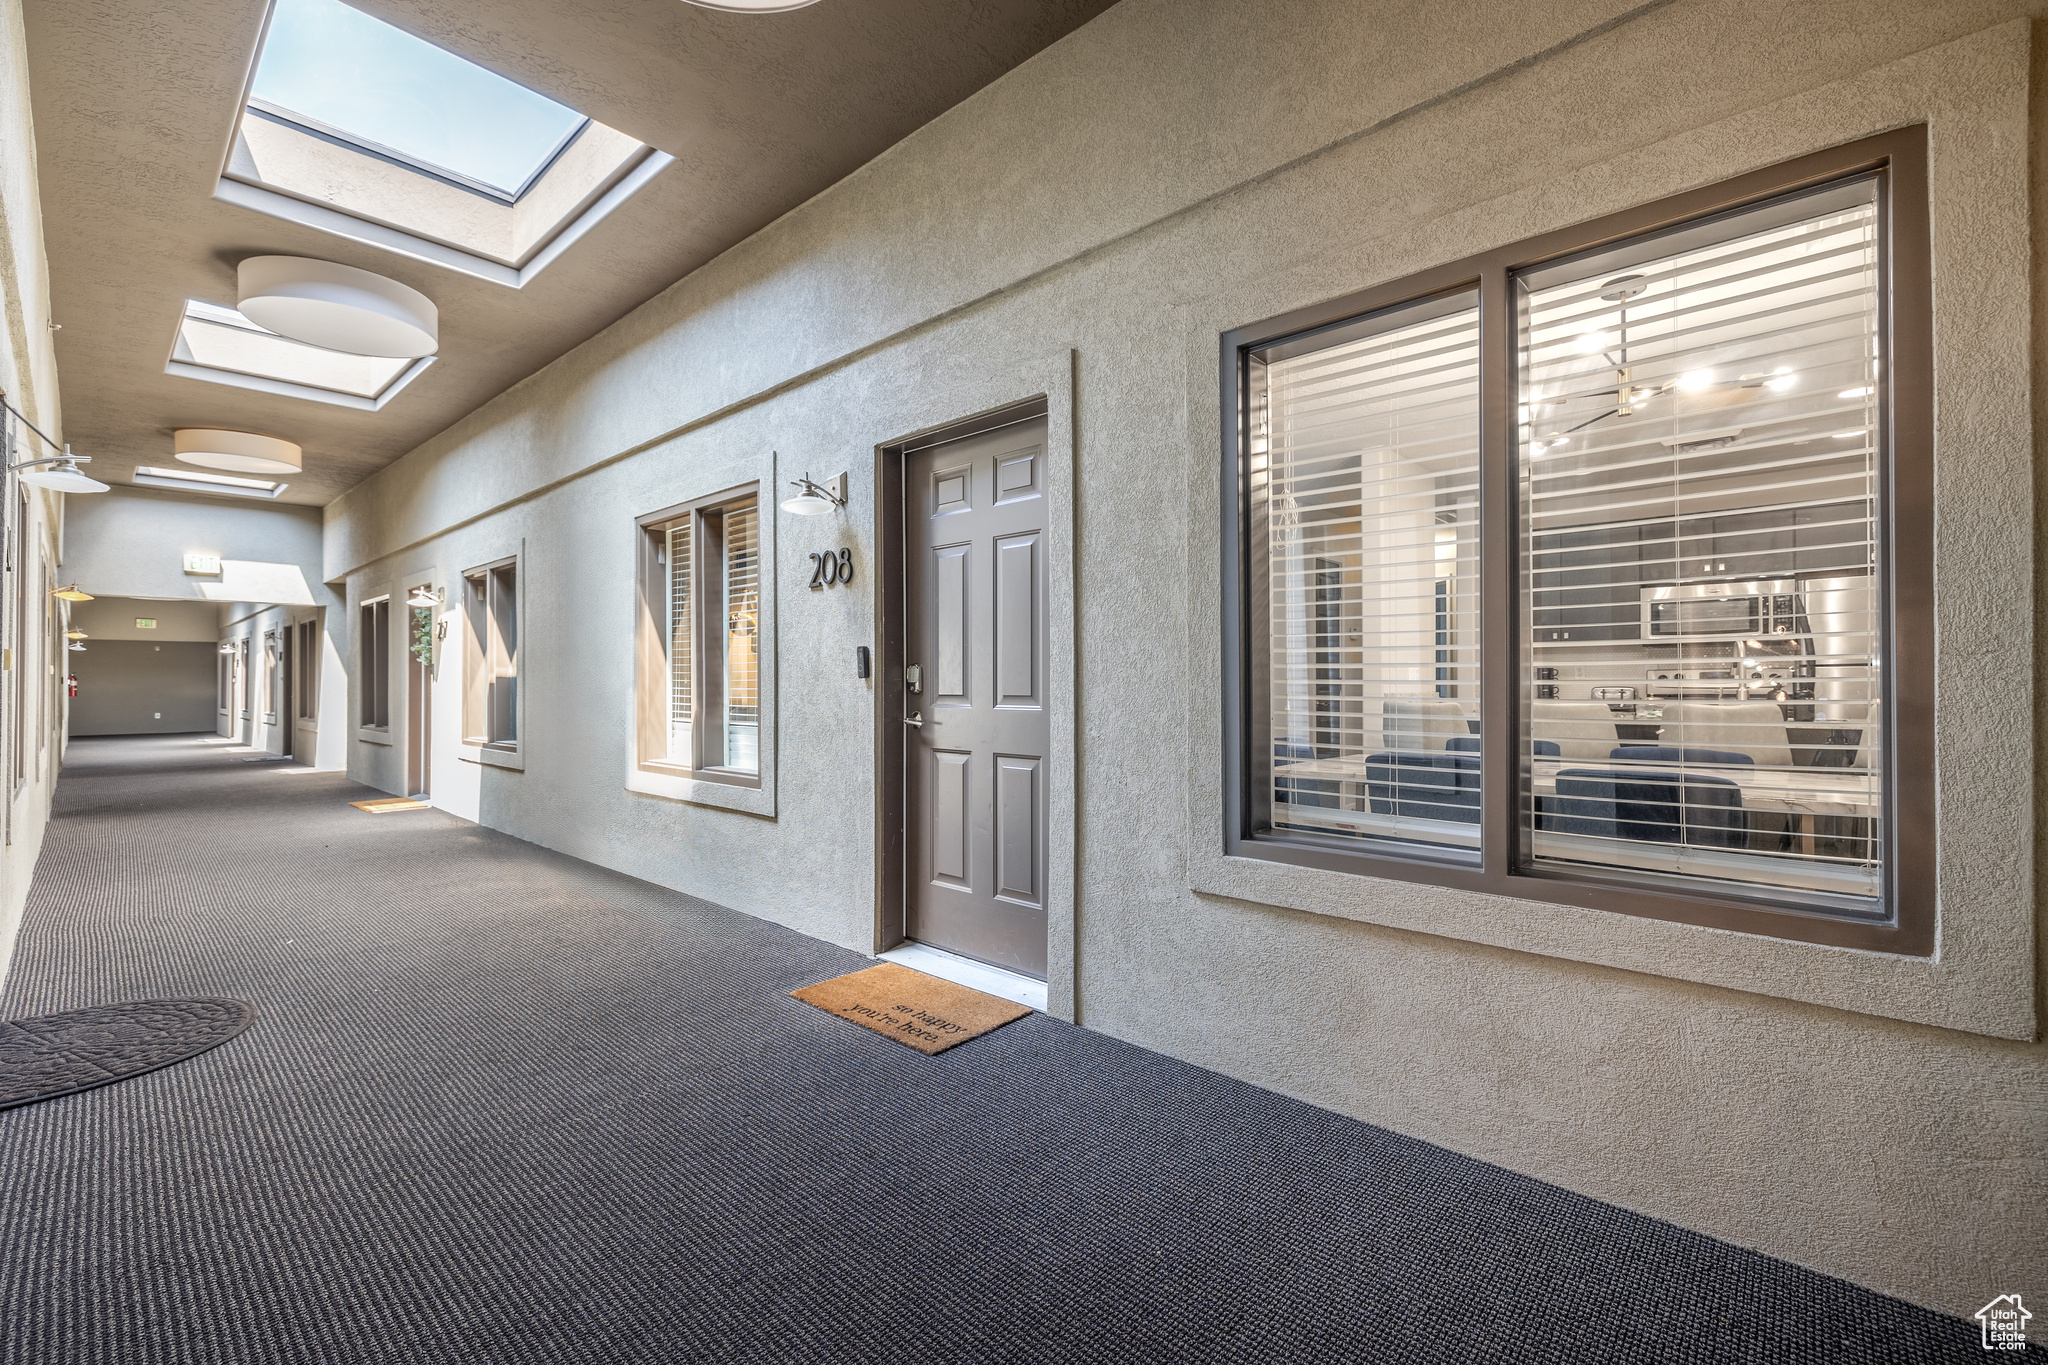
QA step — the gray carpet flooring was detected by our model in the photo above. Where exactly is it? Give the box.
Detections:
[0,734,1999,1363]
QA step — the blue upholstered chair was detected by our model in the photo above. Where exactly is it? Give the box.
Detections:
[1273,741,1337,809]
[1365,752,1478,824]
[1445,737,1560,757]
[1542,768,1746,847]
[1609,745,1753,767]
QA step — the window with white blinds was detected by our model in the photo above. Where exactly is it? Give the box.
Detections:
[1231,132,1928,948]
[643,489,761,780]
[1515,178,1883,913]
[1247,290,1483,859]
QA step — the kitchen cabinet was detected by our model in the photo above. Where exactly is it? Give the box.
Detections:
[1529,499,1870,641]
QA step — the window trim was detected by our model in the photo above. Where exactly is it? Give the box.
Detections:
[634,483,763,790]
[1220,125,1932,956]
[459,555,520,754]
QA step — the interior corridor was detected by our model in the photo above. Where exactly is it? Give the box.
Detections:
[0,737,1982,1363]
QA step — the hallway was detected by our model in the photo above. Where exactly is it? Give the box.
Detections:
[0,737,1983,1362]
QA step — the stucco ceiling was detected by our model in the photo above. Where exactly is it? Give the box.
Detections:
[24,0,1114,507]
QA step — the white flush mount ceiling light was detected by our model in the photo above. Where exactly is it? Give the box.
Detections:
[237,256,438,358]
[173,428,303,476]
[680,0,823,10]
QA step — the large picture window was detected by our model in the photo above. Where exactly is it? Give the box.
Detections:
[636,487,761,783]
[1224,128,1931,952]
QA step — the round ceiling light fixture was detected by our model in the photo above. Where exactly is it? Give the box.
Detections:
[680,0,823,10]
[237,256,438,358]
[173,429,303,476]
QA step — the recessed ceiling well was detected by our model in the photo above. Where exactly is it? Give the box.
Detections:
[25,0,1119,505]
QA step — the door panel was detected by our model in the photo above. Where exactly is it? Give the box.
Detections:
[994,755,1039,906]
[994,533,1038,706]
[904,417,1050,978]
[934,545,969,700]
[930,750,971,885]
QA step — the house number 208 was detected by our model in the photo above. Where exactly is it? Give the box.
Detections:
[809,549,854,589]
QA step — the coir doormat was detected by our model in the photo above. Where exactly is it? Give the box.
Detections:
[349,797,429,813]
[791,963,1031,1055]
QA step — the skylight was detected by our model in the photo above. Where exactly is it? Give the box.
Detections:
[251,0,587,197]
[133,467,289,499]
[177,301,413,397]
[168,300,432,411]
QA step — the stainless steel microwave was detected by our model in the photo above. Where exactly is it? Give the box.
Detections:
[1641,580,1803,639]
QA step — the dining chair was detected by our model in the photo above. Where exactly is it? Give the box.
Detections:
[1541,768,1746,847]
[1365,752,1479,824]
[1610,745,1753,767]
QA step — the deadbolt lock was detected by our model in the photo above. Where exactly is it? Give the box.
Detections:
[904,663,922,694]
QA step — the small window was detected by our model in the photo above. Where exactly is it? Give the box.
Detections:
[358,598,390,729]
[462,560,518,748]
[636,488,761,782]
[296,618,318,722]
[1225,128,1931,953]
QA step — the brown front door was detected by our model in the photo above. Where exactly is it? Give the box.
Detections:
[902,417,1052,978]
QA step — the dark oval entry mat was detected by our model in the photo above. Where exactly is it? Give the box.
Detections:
[0,998,256,1110]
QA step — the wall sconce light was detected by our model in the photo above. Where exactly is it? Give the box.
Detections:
[67,641,85,651]
[218,642,236,655]
[3,395,109,493]
[64,630,86,640]
[52,584,93,602]
[781,471,847,516]
[405,586,444,609]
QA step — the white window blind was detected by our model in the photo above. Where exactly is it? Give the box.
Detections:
[666,521,692,761]
[1251,291,1483,857]
[1516,180,1882,911]
[722,503,760,772]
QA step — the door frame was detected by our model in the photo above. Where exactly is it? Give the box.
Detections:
[872,359,1079,1018]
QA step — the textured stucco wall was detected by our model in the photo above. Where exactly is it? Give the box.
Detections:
[65,595,220,642]
[321,0,2046,1317]
[67,640,215,735]
[0,0,70,993]
[61,486,329,604]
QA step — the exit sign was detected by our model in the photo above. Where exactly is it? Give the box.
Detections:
[134,618,156,629]
[183,554,221,574]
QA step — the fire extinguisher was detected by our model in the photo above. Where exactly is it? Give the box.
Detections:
[66,674,77,698]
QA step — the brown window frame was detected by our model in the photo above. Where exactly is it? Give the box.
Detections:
[460,557,519,749]
[1220,126,1933,955]
[634,483,762,789]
